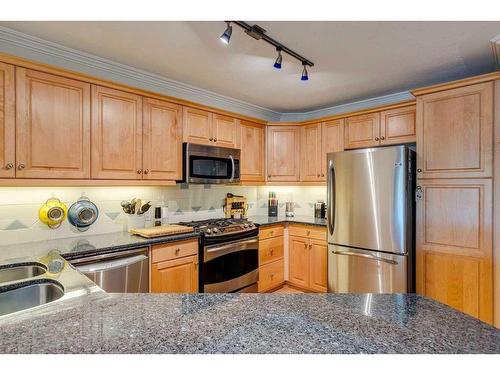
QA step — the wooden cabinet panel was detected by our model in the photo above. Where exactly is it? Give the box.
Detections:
[213,114,239,148]
[300,123,322,181]
[143,98,182,180]
[416,178,493,323]
[240,120,265,181]
[416,82,493,178]
[258,259,284,292]
[259,225,284,240]
[16,68,91,179]
[259,236,284,265]
[288,224,326,241]
[151,255,198,293]
[309,239,327,292]
[345,112,380,149]
[0,63,15,178]
[151,240,198,263]
[288,236,309,288]
[91,85,142,179]
[267,126,300,181]
[321,119,344,178]
[182,107,212,146]
[380,105,416,145]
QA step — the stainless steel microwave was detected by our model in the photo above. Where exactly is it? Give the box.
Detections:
[182,143,240,184]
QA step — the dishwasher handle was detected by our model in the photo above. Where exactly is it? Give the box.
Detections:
[76,254,148,273]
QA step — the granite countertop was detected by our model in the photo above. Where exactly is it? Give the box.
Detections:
[0,293,498,354]
[250,215,327,227]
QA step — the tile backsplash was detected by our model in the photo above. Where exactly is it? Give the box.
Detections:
[0,184,326,245]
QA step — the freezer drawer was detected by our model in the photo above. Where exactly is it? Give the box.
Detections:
[328,244,409,293]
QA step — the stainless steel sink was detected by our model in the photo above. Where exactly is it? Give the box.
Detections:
[0,280,64,317]
[0,263,47,284]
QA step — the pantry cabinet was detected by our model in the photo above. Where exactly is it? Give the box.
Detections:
[16,68,91,179]
[142,98,182,180]
[267,126,300,181]
[91,85,143,179]
[183,107,239,148]
[0,62,15,179]
[240,120,266,181]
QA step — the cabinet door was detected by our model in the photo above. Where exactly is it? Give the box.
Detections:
[288,236,309,288]
[143,98,182,180]
[416,82,493,179]
[213,113,239,148]
[267,126,300,181]
[300,123,322,181]
[309,239,327,292]
[0,63,15,178]
[344,112,380,149]
[182,107,213,145]
[16,68,91,179]
[380,105,416,145]
[151,255,198,293]
[240,120,265,181]
[91,85,142,179]
[321,119,344,179]
[416,178,493,323]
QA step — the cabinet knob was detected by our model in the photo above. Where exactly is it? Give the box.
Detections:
[307,230,310,235]
[209,137,214,141]
[380,136,385,140]
[17,164,25,170]
[213,138,217,142]
[375,137,380,141]
[175,248,180,255]
[137,169,142,174]
[144,169,149,175]
[417,168,422,173]
[268,174,271,178]
[317,174,320,177]
[309,244,312,249]
[5,163,13,170]
[304,243,307,248]
[321,173,324,177]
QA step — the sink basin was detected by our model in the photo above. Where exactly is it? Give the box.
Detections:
[0,263,47,284]
[0,280,64,317]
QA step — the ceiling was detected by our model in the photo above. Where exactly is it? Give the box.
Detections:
[1,21,499,113]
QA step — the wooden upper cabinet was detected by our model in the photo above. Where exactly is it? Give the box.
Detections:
[267,126,300,181]
[240,120,265,181]
[16,68,91,179]
[321,119,344,179]
[0,63,15,179]
[182,107,213,146]
[151,255,198,293]
[213,114,239,148]
[380,105,416,145]
[143,98,182,180]
[345,112,380,149]
[91,85,143,179]
[300,123,322,181]
[416,82,493,179]
[416,178,493,323]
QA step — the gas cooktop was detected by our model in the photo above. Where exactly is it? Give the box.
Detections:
[178,218,256,236]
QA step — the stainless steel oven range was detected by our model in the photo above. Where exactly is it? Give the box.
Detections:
[179,218,258,292]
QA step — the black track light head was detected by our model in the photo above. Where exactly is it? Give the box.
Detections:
[220,21,232,44]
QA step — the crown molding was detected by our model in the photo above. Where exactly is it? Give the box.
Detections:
[0,25,417,123]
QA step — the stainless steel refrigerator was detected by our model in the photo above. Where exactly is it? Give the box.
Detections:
[326,145,415,293]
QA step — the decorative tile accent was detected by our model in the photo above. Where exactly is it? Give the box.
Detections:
[173,208,184,215]
[248,203,254,208]
[204,184,211,189]
[105,212,121,220]
[4,220,29,230]
[180,183,189,190]
[260,203,267,209]
[191,206,202,212]
[208,206,216,212]
[294,203,302,208]
[308,202,315,208]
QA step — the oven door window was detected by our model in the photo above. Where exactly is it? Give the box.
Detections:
[204,248,258,284]
[190,156,232,180]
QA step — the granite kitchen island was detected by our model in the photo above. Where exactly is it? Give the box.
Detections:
[0,293,498,354]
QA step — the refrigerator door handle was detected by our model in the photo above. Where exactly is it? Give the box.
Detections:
[332,250,398,265]
[327,159,335,236]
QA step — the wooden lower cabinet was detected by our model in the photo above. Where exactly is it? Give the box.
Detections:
[258,225,285,292]
[259,259,284,292]
[288,236,327,292]
[308,239,328,292]
[150,240,199,293]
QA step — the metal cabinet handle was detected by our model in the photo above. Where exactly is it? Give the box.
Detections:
[5,163,13,170]
[417,168,422,173]
[317,174,320,177]
[268,174,271,178]
[214,138,217,142]
[209,137,214,141]
[17,164,26,170]
[144,169,149,175]
[415,186,423,201]
[380,136,385,140]
[269,231,274,235]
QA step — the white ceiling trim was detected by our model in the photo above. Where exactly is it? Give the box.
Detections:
[0,25,415,123]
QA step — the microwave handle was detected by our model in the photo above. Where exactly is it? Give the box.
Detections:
[229,155,235,181]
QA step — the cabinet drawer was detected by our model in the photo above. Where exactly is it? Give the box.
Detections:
[259,237,284,265]
[259,259,284,292]
[288,224,326,240]
[258,225,284,240]
[151,239,198,263]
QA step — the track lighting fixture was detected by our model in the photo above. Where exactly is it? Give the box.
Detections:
[273,48,282,69]
[219,21,232,44]
[219,21,314,81]
[301,62,309,81]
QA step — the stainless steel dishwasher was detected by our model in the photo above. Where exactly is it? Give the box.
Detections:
[70,248,149,293]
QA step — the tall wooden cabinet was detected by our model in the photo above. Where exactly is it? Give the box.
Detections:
[16,68,91,179]
[415,82,494,324]
[240,120,265,182]
[321,119,344,176]
[267,126,300,181]
[0,62,15,178]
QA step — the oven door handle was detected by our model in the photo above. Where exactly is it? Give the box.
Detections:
[206,238,258,254]
[229,155,235,182]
